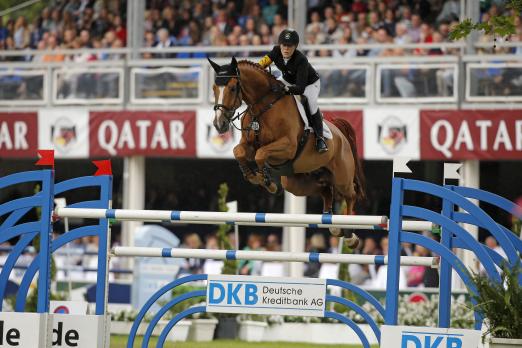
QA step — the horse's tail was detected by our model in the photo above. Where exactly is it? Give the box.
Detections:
[330,118,366,203]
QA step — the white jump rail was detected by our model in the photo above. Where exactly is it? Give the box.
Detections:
[112,247,440,268]
[55,208,435,231]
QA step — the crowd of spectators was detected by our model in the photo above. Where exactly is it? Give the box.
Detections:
[1,0,522,99]
[177,230,440,289]
[0,0,125,62]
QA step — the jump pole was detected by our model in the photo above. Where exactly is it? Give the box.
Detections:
[55,208,436,232]
[112,247,439,268]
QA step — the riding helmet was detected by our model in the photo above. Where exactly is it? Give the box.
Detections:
[278,29,299,46]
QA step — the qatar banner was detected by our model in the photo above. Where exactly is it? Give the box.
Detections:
[421,110,522,160]
[323,110,364,157]
[0,112,37,158]
[90,111,196,157]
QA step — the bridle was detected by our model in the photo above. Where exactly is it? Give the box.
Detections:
[213,72,286,133]
[213,73,243,123]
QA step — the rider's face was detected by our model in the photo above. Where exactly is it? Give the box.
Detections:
[280,44,296,59]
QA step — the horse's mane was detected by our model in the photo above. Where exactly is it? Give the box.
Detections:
[237,60,278,84]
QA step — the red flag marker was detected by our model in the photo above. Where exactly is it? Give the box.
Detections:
[92,160,112,176]
[35,150,54,167]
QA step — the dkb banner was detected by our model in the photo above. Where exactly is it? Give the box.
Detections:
[380,325,481,348]
[206,275,326,317]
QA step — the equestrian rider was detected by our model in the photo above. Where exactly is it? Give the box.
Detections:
[258,28,328,153]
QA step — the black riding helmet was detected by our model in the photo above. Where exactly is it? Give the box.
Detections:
[278,28,299,46]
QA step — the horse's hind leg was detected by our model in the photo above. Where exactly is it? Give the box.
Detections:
[331,182,360,249]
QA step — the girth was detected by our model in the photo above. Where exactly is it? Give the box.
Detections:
[265,129,310,177]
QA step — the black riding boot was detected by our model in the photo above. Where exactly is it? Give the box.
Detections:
[311,110,328,153]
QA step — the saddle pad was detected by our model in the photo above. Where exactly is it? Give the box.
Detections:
[277,77,332,139]
[293,95,333,139]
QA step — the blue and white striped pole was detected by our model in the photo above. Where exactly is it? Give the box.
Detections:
[55,208,435,232]
[112,247,439,268]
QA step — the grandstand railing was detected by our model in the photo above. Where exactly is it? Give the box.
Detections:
[1,42,522,107]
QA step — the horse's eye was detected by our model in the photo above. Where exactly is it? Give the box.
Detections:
[229,85,236,92]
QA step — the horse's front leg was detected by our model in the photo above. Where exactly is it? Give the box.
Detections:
[255,137,296,193]
[233,142,263,185]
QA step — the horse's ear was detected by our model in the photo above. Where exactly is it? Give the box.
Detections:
[207,57,220,73]
[231,56,238,72]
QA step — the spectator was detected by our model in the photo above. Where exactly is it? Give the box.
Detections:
[325,18,343,43]
[238,233,264,275]
[437,0,460,24]
[305,233,326,277]
[383,9,396,37]
[113,16,126,45]
[180,232,204,274]
[394,22,412,44]
[13,16,30,49]
[408,14,422,43]
[368,27,390,56]
[351,0,367,15]
[266,233,281,252]
[154,28,175,58]
[262,0,280,26]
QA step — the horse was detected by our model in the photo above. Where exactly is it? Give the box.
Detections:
[208,57,366,247]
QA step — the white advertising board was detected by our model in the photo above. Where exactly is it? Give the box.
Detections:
[206,275,326,317]
[50,301,88,315]
[0,312,50,348]
[50,314,108,348]
[38,108,89,158]
[363,108,420,160]
[380,325,481,348]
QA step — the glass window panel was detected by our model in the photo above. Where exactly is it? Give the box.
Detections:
[54,69,122,103]
[0,71,45,103]
[133,67,200,102]
[467,65,522,99]
[378,64,456,102]
[317,67,368,99]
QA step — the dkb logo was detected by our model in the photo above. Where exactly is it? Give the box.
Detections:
[208,282,258,305]
[401,332,463,348]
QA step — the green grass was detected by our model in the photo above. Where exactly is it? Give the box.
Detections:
[111,336,377,347]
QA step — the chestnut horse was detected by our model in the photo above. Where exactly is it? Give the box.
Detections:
[209,57,365,247]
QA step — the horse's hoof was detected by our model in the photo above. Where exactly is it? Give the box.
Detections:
[329,227,343,237]
[344,233,360,249]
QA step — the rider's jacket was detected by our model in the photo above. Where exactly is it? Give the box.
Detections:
[258,45,319,95]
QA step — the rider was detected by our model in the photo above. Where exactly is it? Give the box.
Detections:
[258,28,328,153]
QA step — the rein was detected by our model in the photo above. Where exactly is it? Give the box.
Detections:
[214,74,286,138]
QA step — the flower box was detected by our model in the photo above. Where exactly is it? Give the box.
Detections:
[164,320,192,342]
[188,318,218,341]
[488,337,522,348]
[239,321,268,342]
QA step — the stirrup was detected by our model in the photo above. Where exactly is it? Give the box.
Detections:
[316,137,328,153]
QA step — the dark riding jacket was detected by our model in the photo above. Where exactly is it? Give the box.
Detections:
[259,46,319,95]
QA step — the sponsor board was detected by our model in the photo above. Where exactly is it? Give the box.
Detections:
[50,301,88,315]
[206,275,326,317]
[0,113,37,158]
[196,107,239,158]
[363,108,420,160]
[38,109,89,158]
[380,325,481,348]
[0,312,50,347]
[421,110,522,160]
[50,314,107,348]
[89,111,196,157]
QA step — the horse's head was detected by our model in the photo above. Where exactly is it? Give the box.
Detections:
[208,56,242,134]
